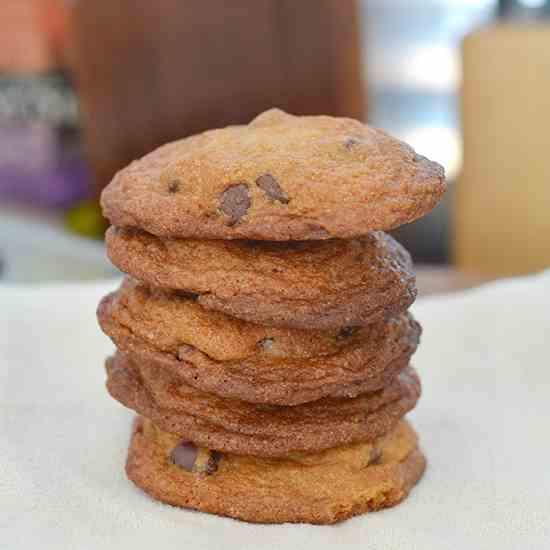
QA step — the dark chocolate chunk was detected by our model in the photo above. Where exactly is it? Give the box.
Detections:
[258,337,274,351]
[170,441,198,471]
[175,290,199,301]
[306,224,330,239]
[344,137,360,150]
[368,447,383,465]
[177,344,196,360]
[256,174,289,204]
[201,451,222,475]
[219,183,251,225]
[337,326,359,340]
[168,180,181,194]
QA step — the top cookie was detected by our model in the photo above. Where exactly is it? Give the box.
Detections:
[101,109,445,240]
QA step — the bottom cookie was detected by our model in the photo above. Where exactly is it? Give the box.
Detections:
[126,416,425,524]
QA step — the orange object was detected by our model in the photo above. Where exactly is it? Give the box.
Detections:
[0,0,70,74]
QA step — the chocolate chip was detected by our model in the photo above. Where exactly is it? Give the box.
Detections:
[170,441,198,471]
[344,137,360,150]
[368,447,383,465]
[337,326,359,340]
[168,180,181,193]
[256,174,289,204]
[219,183,251,225]
[200,451,222,475]
[258,338,274,351]
[177,344,196,360]
[176,290,199,301]
[307,225,330,239]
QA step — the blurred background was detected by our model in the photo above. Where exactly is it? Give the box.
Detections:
[1,0,549,293]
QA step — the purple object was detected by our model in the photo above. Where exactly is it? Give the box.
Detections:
[0,123,91,209]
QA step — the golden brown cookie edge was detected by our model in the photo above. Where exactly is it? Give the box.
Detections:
[125,416,426,524]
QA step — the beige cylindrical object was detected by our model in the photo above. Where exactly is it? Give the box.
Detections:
[455,24,550,276]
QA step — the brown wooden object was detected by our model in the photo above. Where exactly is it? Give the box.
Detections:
[71,0,364,192]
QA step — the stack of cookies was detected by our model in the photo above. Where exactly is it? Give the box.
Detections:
[97,109,445,524]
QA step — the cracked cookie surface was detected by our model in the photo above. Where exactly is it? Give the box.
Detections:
[101,108,445,241]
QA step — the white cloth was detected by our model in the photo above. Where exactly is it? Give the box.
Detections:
[1,272,550,550]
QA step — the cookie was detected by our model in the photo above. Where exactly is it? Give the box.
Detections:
[97,279,421,405]
[105,228,416,329]
[106,353,421,457]
[126,416,426,524]
[101,108,445,241]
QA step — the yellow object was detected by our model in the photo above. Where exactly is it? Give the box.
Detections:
[455,23,550,276]
[64,199,107,239]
